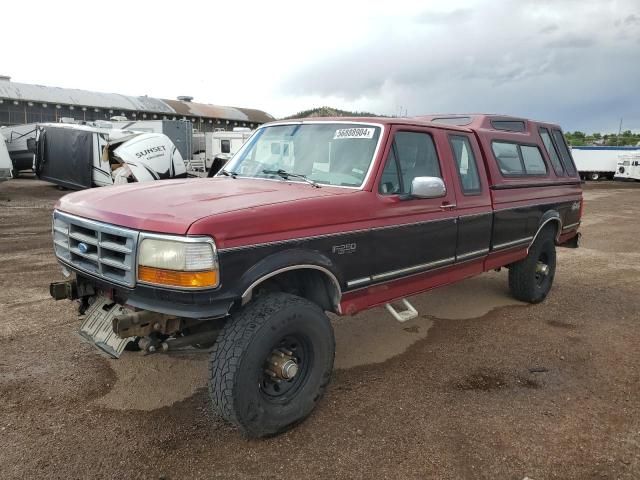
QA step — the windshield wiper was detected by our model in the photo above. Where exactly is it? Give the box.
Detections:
[219,169,238,178]
[262,169,321,188]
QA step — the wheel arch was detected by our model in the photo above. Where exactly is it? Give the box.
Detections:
[238,249,343,313]
[529,211,562,251]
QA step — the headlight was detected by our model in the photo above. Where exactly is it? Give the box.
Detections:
[137,236,219,289]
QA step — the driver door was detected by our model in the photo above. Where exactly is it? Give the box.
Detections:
[371,126,458,279]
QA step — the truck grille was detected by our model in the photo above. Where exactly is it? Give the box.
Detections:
[52,210,139,287]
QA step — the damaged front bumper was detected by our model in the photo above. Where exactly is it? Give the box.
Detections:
[50,272,236,320]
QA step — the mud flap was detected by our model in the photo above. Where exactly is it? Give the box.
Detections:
[79,296,133,358]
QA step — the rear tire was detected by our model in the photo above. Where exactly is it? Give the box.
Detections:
[589,172,600,181]
[508,227,557,303]
[208,292,335,437]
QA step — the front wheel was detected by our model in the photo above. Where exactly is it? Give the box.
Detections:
[508,228,557,303]
[208,292,335,437]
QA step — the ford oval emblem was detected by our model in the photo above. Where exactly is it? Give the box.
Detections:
[77,242,89,254]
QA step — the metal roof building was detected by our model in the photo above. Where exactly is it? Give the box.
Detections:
[0,76,274,131]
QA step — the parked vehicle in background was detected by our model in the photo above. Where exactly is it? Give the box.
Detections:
[192,128,253,176]
[0,135,13,181]
[571,146,640,180]
[0,123,38,174]
[108,119,193,163]
[49,114,582,438]
[614,152,640,181]
[34,122,186,190]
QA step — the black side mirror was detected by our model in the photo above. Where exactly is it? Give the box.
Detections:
[27,138,37,153]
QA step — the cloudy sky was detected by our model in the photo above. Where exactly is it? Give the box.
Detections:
[2,0,639,132]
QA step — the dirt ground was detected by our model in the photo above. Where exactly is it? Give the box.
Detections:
[1,177,639,480]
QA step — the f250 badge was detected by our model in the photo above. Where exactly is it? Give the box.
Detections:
[332,243,357,255]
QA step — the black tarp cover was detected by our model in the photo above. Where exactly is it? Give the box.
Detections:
[36,127,93,190]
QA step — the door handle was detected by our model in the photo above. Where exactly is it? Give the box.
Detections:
[440,202,457,211]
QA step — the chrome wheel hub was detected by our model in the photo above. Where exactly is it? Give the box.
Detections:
[536,262,550,276]
[265,349,299,381]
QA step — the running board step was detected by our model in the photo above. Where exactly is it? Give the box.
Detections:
[385,299,418,323]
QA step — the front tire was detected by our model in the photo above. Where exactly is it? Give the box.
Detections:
[508,227,557,303]
[208,292,335,437]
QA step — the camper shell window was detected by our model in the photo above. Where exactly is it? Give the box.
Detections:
[492,141,548,177]
[431,116,472,126]
[539,127,565,176]
[551,129,577,176]
[491,120,526,132]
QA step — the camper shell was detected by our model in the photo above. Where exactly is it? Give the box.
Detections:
[50,114,582,438]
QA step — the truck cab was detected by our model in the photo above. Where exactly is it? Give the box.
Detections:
[49,114,582,437]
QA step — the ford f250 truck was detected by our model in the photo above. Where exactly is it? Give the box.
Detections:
[49,114,582,437]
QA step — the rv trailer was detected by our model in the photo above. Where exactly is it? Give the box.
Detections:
[34,122,186,190]
[192,128,253,175]
[0,136,13,181]
[108,119,193,162]
[0,123,38,174]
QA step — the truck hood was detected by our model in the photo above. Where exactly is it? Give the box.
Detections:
[55,177,354,234]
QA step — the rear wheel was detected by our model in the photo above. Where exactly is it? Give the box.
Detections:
[509,227,557,303]
[208,292,335,437]
[589,172,600,181]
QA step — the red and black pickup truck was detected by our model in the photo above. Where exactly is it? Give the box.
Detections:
[50,114,582,437]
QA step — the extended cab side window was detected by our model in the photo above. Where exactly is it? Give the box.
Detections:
[539,128,564,176]
[449,135,481,194]
[221,139,231,154]
[379,132,441,195]
[551,129,578,176]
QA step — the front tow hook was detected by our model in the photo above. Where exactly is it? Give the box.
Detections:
[50,279,78,300]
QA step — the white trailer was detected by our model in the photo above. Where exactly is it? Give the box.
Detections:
[0,123,38,173]
[34,122,186,190]
[614,152,640,181]
[108,119,193,162]
[571,146,640,180]
[192,129,253,174]
[0,135,13,181]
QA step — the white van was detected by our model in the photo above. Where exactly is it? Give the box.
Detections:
[614,153,640,181]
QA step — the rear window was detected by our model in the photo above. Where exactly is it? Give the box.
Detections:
[539,128,564,175]
[492,141,549,176]
[491,120,526,132]
[551,129,577,175]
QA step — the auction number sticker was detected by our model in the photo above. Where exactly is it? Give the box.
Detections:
[334,127,375,139]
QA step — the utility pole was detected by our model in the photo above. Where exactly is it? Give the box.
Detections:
[617,118,623,146]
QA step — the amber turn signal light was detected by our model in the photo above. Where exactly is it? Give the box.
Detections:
[138,265,218,288]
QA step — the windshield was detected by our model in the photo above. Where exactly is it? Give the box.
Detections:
[222,123,382,188]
